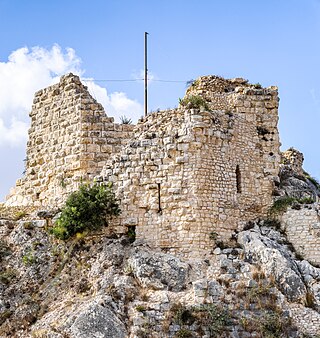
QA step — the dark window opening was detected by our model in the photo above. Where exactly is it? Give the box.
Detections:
[236,165,242,193]
[127,226,136,243]
[157,183,162,213]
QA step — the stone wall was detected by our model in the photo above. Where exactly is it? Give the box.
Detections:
[6,73,134,207]
[101,76,281,257]
[5,74,281,257]
[280,204,320,265]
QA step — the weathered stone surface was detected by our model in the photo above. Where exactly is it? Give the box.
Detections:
[68,302,127,338]
[128,249,189,291]
[1,218,320,337]
[237,228,306,302]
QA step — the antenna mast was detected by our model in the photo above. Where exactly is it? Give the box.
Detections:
[144,32,149,117]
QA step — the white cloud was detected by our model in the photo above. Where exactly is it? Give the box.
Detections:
[83,79,143,121]
[0,117,29,147]
[132,69,157,83]
[0,44,143,148]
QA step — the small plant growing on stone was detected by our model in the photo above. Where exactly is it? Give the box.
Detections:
[195,303,231,337]
[136,305,146,312]
[298,196,314,204]
[120,115,132,124]
[59,176,67,188]
[269,196,296,215]
[50,182,120,240]
[260,310,290,337]
[303,170,320,190]
[13,210,27,221]
[179,95,210,111]
[22,251,37,266]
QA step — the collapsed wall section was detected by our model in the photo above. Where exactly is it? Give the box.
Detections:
[6,73,134,207]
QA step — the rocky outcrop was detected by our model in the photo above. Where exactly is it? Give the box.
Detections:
[1,214,320,337]
[275,147,320,201]
[238,225,306,302]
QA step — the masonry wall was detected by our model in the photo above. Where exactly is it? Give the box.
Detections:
[6,74,281,257]
[6,73,134,207]
[102,76,281,257]
[280,205,320,265]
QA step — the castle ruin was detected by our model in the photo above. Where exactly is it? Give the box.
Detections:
[6,73,281,256]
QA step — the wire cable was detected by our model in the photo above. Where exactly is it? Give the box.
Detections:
[82,78,189,83]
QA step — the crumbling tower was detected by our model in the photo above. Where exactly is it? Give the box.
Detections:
[6,74,134,206]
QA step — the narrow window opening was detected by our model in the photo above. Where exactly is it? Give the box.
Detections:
[157,183,162,213]
[236,165,242,193]
[127,226,136,243]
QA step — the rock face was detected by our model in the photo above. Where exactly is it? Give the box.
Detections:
[1,215,320,337]
[68,302,127,338]
[238,225,306,302]
[275,147,320,201]
[128,249,189,291]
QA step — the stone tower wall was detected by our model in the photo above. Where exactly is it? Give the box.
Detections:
[101,78,280,256]
[6,74,134,207]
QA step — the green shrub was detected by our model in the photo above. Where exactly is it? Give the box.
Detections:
[270,196,296,215]
[303,171,320,190]
[260,311,288,337]
[194,304,231,337]
[179,95,210,111]
[298,197,314,204]
[51,182,120,240]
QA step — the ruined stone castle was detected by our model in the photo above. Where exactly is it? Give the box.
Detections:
[5,73,284,256]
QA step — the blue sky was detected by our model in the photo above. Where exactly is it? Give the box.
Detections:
[1,0,320,200]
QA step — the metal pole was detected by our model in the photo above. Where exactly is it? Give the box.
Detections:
[144,32,148,117]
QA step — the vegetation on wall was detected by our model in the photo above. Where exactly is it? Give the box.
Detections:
[50,182,120,240]
[270,195,314,215]
[120,115,133,125]
[303,170,320,191]
[179,95,210,111]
